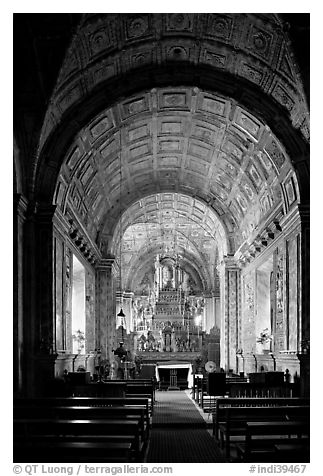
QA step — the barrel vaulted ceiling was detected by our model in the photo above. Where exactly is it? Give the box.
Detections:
[48,13,308,293]
[114,193,224,293]
[56,86,296,249]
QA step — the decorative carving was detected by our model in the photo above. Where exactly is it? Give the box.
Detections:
[131,52,151,67]
[93,62,115,83]
[122,97,149,117]
[278,44,297,82]
[222,139,243,163]
[265,139,286,170]
[236,110,261,139]
[66,147,81,169]
[166,13,193,32]
[272,84,294,112]
[201,96,226,116]
[245,281,254,310]
[236,194,248,212]
[300,118,310,141]
[276,254,284,314]
[248,26,273,59]
[90,28,110,54]
[257,151,273,172]
[240,63,263,85]
[248,164,262,190]
[167,46,188,60]
[204,51,226,68]
[90,116,113,140]
[162,92,187,108]
[285,177,296,206]
[241,180,254,200]
[126,16,149,39]
[207,15,233,41]
[260,193,271,214]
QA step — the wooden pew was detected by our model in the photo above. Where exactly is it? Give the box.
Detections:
[14,396,151,419]
[66,381,127,397]
[14,397,151,462]
[274,442,310,462]
[14,418,143,461]
[14,439,133,463]
[211,397,309,460]
[125,381,155,411]
[212,397,309,439]
[237,420,310,462]
[14,405,150,441]
[218,405,309,460]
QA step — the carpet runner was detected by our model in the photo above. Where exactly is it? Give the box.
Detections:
[146,390,223,463]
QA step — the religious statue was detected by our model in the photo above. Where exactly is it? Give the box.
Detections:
[162,264,173,288]
[165,332,171,352]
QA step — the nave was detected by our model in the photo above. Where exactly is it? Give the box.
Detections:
[14,374,309,464]
[13,12,310,466]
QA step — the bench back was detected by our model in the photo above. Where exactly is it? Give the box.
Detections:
[221,405,309,423]
[14,396,151,417]
[214,397,309,411]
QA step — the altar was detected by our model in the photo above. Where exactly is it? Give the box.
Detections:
[133,252,205,355]
[155,361,193,390]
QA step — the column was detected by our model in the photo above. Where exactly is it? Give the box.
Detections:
[217,257,241,372]
[299,205,310,397]
[277,205,309,396]
[95,259,117,362]
[204,295,216,333]
[22,203,58,396]
[122,292,134,331]
[13,194,28,396]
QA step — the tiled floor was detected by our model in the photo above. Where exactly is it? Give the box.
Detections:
[145,390,224,463]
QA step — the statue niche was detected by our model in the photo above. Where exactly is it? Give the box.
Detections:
[162,263,173,289]
[163,325,173,352]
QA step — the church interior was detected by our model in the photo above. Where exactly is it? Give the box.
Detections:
[13,13,310,464]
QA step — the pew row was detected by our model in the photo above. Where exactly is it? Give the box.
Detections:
[236,421,310,462]
[13,396,152,462]
[14,418,144,463]
[211,397,309,461]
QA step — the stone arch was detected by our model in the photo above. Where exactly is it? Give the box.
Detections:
[36,64,309,210]
[33,13,309,212]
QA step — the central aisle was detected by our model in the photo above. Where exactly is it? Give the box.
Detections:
[145,390,224,463]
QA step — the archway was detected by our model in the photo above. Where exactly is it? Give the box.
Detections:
[15,14,309,396]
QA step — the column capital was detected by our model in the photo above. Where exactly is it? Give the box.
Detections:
[35,203,57,224]
[96,258,117,273]
[280,203,309,235]
[121,291,134,299]
[217,255,240,273]
[52,207,70,235]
